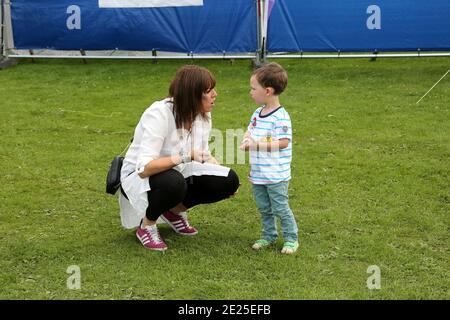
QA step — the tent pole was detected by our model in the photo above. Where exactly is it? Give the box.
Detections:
[0,0,5,59]
[0,0,17,68]
[261,0,269,62]
[255,0,262,64]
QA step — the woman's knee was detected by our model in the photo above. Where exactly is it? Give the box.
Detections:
[226,169,240,195]
[152,170,187,201]
[169,170,188,199]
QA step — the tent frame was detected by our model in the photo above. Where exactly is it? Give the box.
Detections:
[2,0,450,61]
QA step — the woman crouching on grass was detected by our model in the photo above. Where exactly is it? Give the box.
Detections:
[119,65,240,251]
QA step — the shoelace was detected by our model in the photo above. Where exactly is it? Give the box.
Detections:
[145,226,162,244]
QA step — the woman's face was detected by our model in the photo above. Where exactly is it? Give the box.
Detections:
[201,88,217,113]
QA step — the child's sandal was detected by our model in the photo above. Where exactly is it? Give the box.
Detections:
[252,239,274,250]
[281,241,299,254]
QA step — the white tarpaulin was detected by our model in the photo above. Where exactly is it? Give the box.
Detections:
[99,0,203,8]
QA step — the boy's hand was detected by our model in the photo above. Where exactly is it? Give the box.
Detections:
[239,138,249,151]
[240,136,256,151]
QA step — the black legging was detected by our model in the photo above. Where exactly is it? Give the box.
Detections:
[134,169,239,221]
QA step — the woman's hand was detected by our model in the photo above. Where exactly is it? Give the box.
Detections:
[206,156,220,165]
[191,149,211,163]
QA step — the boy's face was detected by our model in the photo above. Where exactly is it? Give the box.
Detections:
[250,75,270,105]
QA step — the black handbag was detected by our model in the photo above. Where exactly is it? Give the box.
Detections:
[106,155,124,195]
[106,139,132,195]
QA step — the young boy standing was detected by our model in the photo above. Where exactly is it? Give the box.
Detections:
[240,62,299,254]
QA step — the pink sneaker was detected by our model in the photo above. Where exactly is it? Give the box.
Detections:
[161,211,198,236]
[136,224,167,251]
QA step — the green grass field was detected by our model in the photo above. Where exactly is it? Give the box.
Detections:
[0,57,448,299]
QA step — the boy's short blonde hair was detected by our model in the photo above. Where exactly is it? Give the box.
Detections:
[252,62,288,95]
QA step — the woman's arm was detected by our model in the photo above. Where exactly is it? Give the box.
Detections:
[138,155,182,178]
[138,150,211,178]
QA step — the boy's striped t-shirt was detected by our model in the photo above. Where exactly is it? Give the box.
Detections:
[247,106,292,185]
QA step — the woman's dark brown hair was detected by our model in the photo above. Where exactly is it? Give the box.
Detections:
[169,65,216,129]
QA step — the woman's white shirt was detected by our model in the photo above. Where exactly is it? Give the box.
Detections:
[121,98,212,179]
[118,98,229,229]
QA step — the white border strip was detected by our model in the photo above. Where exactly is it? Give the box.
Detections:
[7,53,256,60]
[99,0,203,8]
[8,52,450,60]
[267,53,450,59]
